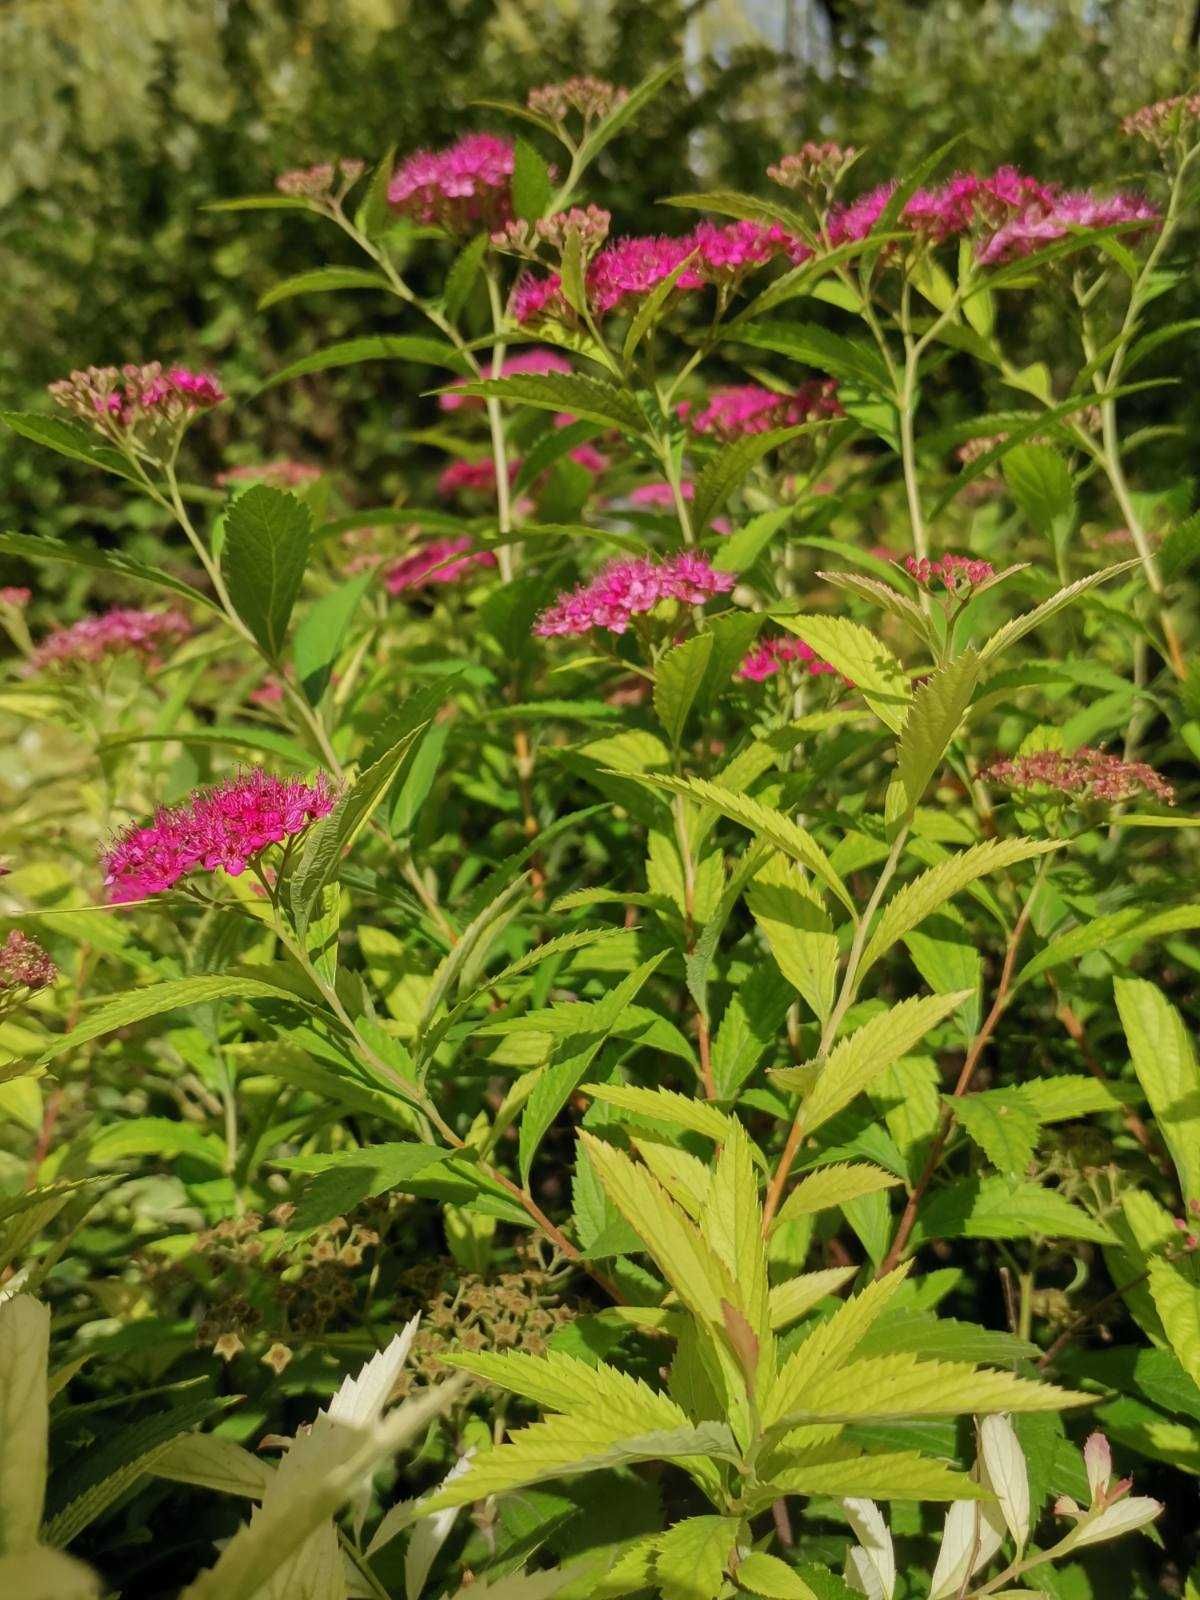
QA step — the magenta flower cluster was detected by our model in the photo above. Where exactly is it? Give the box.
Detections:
[739,635,837,682]
[511,220,807,324]
[905,554,995,591]
[824,167,1158,263]
[0,929,57,993]
[986,747,1175,806]
[102,769,337,903]
[28,608,191,672]
[388,134,515,232]
[436,457,517,500]
[534,554,735,637]
[682,381,842,441]
[385,538,496,595]
[50,363,225,433]
[0,587,31,608]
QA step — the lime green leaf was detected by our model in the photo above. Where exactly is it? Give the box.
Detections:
[0,1296,49,1555]
[437,373,644,433]
[776,1163,903,1228]
[262,335,470,389]
[777,614,910,732]
[1115,977,1200,1205]
[1148,1257,1200,1389]
[581,1083,746,1148]
[952,1091,1041,1175]
[896,651,979,810]
[512,138,553,220]
[1018,903,1200,986]
[911,1177,1114,1246]
[692,425,821,536]
[655,1515,739,1600]
[257,267,390,310]
[291,570,373,704]
[769,1266,857,1332]
[0,1549,99,1599]
[655,634,714,748]
[1002,444,1076,548]
[764,1450,983,1504]
[223,485,312,658]
[736,1550,819,1597]
[747,871,838,1025]
[89,1117,227,1171]
[979,561,1138,664]
[858,839,1062,976]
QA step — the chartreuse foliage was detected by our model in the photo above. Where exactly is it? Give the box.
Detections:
[2,49,1199,1600]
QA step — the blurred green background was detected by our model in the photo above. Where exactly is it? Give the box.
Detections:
[2,0,1196,540]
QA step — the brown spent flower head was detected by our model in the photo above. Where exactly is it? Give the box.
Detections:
[986,745,1175,806]
[275,158,365,201]
[1121,93,1200,147]
[768,141,858,199]
[492,205,611,262]
[527,77,627,125]
[0,929,57,994]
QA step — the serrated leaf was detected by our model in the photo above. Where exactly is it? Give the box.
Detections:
[731,322,892,393]
[0,530,217,612]
[88,1117,226,1170]
[655,1514,738,1600]
[571,61,682,176]
[1017,903,1200,986]
[773,991,971,1136]
[736,1549,819,1597]
[896,651,979,810]
[1115,978,1200,1205]
[438,373,644,433]
[512,138,553,220]
[769,1266,857,1331]
[1159,512,1200,585]
[911,1177,1114,1245]
[1,410,137,480]
[257,267,390,310]
[151,1434,273,1500]
[292,570,373,704]
[1002,444,1076,548]
[858,838,1062,976]
[655,634,714,748]
[777,614,910,732]
[354,145,396,237]
[1148,1259,1200,1386]
[776,1164,903,1228]
[262,336,470,390]
[0,1549,99,1599]
[0,1296,49,1554]
[444,233,489,321]
[223,485,312,658]
[979,561,1138,664]
[952,1091,1040,1175]
[581,1083,746,1148]
[692,424,821,535]
[747,871,838,1025]
[765,1450,982,1504]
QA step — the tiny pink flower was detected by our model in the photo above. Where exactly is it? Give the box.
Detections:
[0,587,31,607]
[27,608,191,672]
[249,677,285,706]
[905,553,995,591]
[628,481,694,509]
[739,635,836,682]
[533,553,734,638]
[681,380,842,441]
[985,746,1175,806]
[102,769,337,903]
[388,134,514,233]
[436,457,520,500]
[384,537,496,595]
[0,929,57,994]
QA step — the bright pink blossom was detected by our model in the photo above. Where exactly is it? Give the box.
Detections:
[102,769,337,902]
[437,457,519,499]
[384,537,496,594]
[985,746,1175,806]
[976,190,1159,264]
[682,381,842,440]
[739,635,836,682]
[0,929,57,993]
[905,554,995,591]
[440,349,571,410]
[388,134,514,232]
[28,608,191,672]
[49,363,225,432]
[628,482,694,509]
[826,167,1077,249]
[249,677,285,706]
[534,554,734,637]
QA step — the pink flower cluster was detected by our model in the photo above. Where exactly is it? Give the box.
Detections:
[628,482,694,509]
[534,554,735,637]
[824,167,1159,264]
[50,363,225,433]
[28,608,191,672]
[1121,93,1200,146]
[511,220,807,324]
[682,381,842,441]
[384,538,496,595]
[0,929,57,993]
[739,635,836,682]
[768,142,858,194]
[102,769,337,903]
[388,134,514,232]
[217,460,321,490]
[986,746,1175,806]
[527,77,627,124]
[439,350,571,411]
[275,158,365,200]
[0,587,30,607]
[437,457,517,499]
[905,554,995,591]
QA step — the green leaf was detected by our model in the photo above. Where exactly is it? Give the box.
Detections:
[772,991,971,1136]
[1002,444,1076,551]
[89,1117,227,1171]
[896,651,979,810]
[731,322,892,394]
[1017,903,1200,986]
[654,634,714,749]
[622,249,700,364]
[291,570,373,704]
[1159,512,1200,585]
[1148,1257,1200,1387]
[978,561,1138,664]
[262,335,470,390]
[257,267,390,310]
[354,145,396,238]
[712,507,797,574]
[582,1084,746,1149]
[912,1177,1115,1245]
[777,614,910,732]
[952,1091,1040,1175]
[655,1515,738,1600]
[747,869,838,1026]
[436,373,644,434]
[443,234,490,321]
[692,425,822,536]
[763,1450,983,1506]
[1115,977,1200,1205]
[858,838,1062,977]
[512,138,553,220]
[775,1163,903,1228]
[0,530,218,613]
[280,1145,460,1235]
[736,1551,819,1597]
[35,974,301,1065]
[0,1549,99,1599]
[1,411,136,481]
[223,485,312,658]
[0,1296,49,1555]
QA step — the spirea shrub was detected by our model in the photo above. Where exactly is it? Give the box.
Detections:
[0,63,1198,1600]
